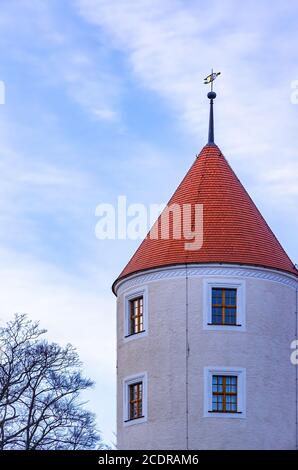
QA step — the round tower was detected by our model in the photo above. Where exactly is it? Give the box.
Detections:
[112,85,298,450]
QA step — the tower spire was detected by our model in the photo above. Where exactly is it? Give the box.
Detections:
[204,69,221,145]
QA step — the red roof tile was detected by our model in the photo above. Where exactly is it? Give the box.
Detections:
[114,144,297,288]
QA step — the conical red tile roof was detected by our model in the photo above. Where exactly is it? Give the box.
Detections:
[114,144,297,289]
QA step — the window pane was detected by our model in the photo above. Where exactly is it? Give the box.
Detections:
[226,288,237,305]
[129,382,143,420]
[129,297,144,335]
[212,288,222,303]
[212,375,237,413]
[211,288,237,325]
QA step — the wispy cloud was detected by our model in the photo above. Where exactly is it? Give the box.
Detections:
[0,0,122,122]
[76,0,298,186]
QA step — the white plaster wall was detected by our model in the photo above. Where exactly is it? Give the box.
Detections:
[116,266,298,450]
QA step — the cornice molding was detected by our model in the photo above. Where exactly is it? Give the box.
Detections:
[115,264,298,295]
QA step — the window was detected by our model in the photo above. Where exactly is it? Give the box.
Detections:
[129,382,143,420]
[212,375,237,412]
[123,373,147,426]
[129,297,144,335]
[124,288,148,340]
[204,367,246,418]
[203,279,246,331]
[212,288,237,325]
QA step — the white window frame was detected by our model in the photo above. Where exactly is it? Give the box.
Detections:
[124,287,148,341]
[123,372,148,426]
[203,278,246,331]
[204,366,246,418]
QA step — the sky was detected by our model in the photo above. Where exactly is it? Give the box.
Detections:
[0,0,298,445]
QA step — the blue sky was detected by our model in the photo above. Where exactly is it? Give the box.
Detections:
[0,0,298,445]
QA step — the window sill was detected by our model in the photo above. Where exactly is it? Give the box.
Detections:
[124,415,145,423]
[208,411,242,414]
[123,415,147,426]
[124,330,146,338]
[207,323,242,327]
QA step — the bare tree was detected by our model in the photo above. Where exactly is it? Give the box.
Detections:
[0,314,103,450]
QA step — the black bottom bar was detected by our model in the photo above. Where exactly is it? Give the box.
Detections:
[0,450,297,467]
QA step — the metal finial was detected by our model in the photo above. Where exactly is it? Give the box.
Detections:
[204,69,221,145]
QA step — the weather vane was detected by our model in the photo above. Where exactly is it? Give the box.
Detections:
[204,69,221,145]
[204,69,221,92]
